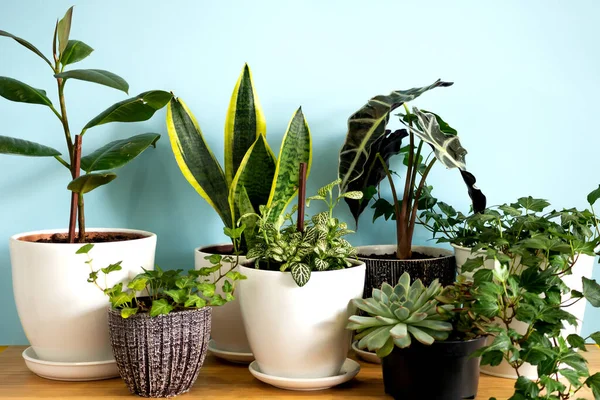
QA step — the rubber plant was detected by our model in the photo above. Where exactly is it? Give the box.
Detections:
[0,7,172,242]
[166,64,311,253]
[338,80,486,259]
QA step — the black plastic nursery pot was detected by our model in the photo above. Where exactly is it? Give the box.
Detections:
[357,245,457,298]
[381,336,486,400]
[108,307,212,398]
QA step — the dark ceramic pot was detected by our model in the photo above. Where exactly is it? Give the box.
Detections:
[357,245,456,298]
[382,336,486,400]
[108,307,212,398]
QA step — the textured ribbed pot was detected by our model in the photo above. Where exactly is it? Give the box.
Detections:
[239,260,365,379]
[108,307,212,398]
[10,228,156,365]
[195,244,250,354]
[357,245,456,298]
[382,337,486,400]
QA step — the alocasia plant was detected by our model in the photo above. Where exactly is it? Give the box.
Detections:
[0,7,172,242]
[338,81,485,259]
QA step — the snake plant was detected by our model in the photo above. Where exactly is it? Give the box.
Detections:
[166,64,311,251]
[348,272,452,357]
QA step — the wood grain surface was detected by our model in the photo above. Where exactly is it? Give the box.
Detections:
[0,346,596,399]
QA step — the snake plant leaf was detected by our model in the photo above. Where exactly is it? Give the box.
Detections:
[229,134,276,217]
[235,185,259,250]
[344,128,407,225]
[266,107,312,223]
[409,108,466,169]
[166,97,232,228]
[60,40,94,66]
[57,6,73,55]
[338,80,453,192]
[80,133,160,172]
[0,30,53,68]
[0,135,61,157]
[225,64,266,185]
[84,90,172,130]
[0,77,53,107]
[54,69,129,94]
[67,172,117,194]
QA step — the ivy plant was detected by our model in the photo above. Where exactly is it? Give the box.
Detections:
[246,179,362,287]
[77,244,246,318]
[0,7,172,242]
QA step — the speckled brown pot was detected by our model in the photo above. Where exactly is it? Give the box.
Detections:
[357,245,456,298]
[108,307,212,398]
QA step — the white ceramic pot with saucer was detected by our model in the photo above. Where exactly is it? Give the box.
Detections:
[10,228,156,380]
[239,259,365,381]
[196,244,252,363]
[451,243,499,279]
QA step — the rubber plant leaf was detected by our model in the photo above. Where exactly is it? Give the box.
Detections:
[338,80,453,193]
[0,77,53,107]
[60,40,94,66]
[80,133,160,172]
[229,133,276,220]
[266,107,312,223]
[166,97,233,228]
[84,91,172,130]
[0,30,53,68]
[344,128,408,225]
[67,172,117,194]
[224,64,266,185]
[0,135,61,157]
[54,69,129,94]
[56,6,73,55]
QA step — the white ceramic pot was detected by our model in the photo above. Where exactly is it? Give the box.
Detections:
[451,243,499,280]
[195,244,251,354]
[10,228,156,363]
[239,260,366,379]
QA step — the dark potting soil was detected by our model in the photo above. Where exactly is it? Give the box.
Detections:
[20,231,148,244]
[359,251,435,260]
[200,244,235,255]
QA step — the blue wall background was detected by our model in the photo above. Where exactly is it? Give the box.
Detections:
[1,0,599,344]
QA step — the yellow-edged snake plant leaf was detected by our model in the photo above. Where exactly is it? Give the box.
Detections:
[338,80,453,193]
[167,97,233,228]
[225,64,266,186]
[266,107,312,223]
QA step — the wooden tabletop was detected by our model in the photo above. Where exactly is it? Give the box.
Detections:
[0,346,597,399]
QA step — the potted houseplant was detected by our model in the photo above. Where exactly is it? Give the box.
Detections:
[337,80,486,298]
[349,272,489,399]
[238,170,366,383]
[1,6,171,376]
[465,189,600,383]
[77,244,246,398]
[166,64,311,359]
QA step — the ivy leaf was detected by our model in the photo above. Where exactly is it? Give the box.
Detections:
[589,331,600,345]
[588,185,600,206]
[163,289,187,304]
[291,263,311,287]
[583,277,600,307]
[222,280,233,293]
[480,350,504,366]
[205,254,222,265]
[517,197,550,212]
[209,295,226,306]
[225,271,247,281]
[567,334,587,351]
[560,351,588,373]
[585,373,600,400]
[515,376,540,398]
[539,375,565,394]
[120,307,138,319]
[101,261,123,274]
[87,271,98,283]
[197,283,215,297]
[150,299,173,317]
[461,256,484,273]
[184,294,206,308]
[110,291,134,308]
[76,243,94,254]
[473,268,493,286]
[127,277,148,292]
[559,368,584,389]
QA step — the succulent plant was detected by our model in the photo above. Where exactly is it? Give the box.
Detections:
[348,272,452,357]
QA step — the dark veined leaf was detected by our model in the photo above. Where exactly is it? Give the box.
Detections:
[56,6,73,55]
[0,30,53,67]
[60,40,93,66]
[0,77,53,107]
[583,277,600,307]
[67,172,117,194]
[84,90,172,130]
[54,69,129,94]
[0,135,60,157]
[588,185,600,207]
[291,263,311,287]
[80,133,160,172]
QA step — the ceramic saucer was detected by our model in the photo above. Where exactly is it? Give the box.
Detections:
[352,341,381,364]
[22,346,120,381]
[248,358,360,391]
[208,340,254,364]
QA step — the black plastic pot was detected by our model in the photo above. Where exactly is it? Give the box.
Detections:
[381,337,486,400]
[357,245,456,298]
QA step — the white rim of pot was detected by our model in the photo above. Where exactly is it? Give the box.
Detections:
[240,258,364,274]
[11,228,156,244]
[356,245,453,261]
[450,243,473,251]
[195,243,237,255]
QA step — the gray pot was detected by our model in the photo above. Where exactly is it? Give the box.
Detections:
[357,245,456,298]
[108,307,212,398]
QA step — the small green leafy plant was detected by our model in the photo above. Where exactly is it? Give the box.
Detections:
[77,244,246,318]
[246,179,362,287]
[0,7,172,242]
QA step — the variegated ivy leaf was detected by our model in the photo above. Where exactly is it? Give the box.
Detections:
[291,263,311,287]
[409,107,466,170]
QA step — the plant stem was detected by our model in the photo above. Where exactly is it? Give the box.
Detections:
[68,135,82,242]
[398,104,415,259]
[407,159,437,242]
[77,194,85,243]
[53,155,70,169]
[56,79,74,164]
[376,153,402,256]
